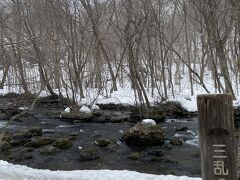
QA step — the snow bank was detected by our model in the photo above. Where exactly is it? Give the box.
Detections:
[0,160,201,180]
[170,96,197,112]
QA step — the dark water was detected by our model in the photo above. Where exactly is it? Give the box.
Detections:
[0,104,201,177]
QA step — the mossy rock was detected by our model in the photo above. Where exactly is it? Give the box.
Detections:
[94,139,111,147]
[170,137,183,145]
[39,145,59,155]
[54,138,72,149]
[27,127,43,136]
[60,111,93,122]
[12,131,33,140]
[79,148,99,161]
[12,127,43,142]
[106,143,119,152]
[1,133,11,142]
[123,122,165,146]
[0,141,11,151]
[128,151,144,160]
[10,139,31,146]
[24,137,54,148]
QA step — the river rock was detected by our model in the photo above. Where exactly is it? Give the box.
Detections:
[60,110,93,122]
[94,139,111,147]
[12,131,33,140]
[10,139,30,146]
[0,141,11,151]
[10,128,43,146]
[54,138,72,149]
[39,145,59,155]
[12,127,43,142]
[1,133,11,142]
[123,121,165,146]
[79,148,99,161]
[24,137,54,148]
[170,137,183,145]
[27,127,43,136]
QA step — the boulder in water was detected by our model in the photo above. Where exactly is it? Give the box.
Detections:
[0,141,11,151]
[79,148,99,161]
[170,137,183,145]
[94,139,111,147]
[24,137,54,148]
[60,110,93,122]
[123,121,165,146]
[39,145,59,155]
[54,138,72,149]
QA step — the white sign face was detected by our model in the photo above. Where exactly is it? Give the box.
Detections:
[212,144,229,179]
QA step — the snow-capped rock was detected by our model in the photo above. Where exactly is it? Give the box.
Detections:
[91,104,100,110]
[123,121,164,146]
[18,107,29,111]
[142,119,156,126]
[79,106,92,113]
[64,107,71,113]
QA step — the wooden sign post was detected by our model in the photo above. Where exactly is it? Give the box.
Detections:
[197,94,237,180]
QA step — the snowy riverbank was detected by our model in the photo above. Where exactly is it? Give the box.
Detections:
[0,160,201,180]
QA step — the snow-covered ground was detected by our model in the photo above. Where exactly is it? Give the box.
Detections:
[2,64,240,112]
[0,160,201,180]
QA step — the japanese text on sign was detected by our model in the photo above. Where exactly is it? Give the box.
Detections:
[213,144,229,180]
